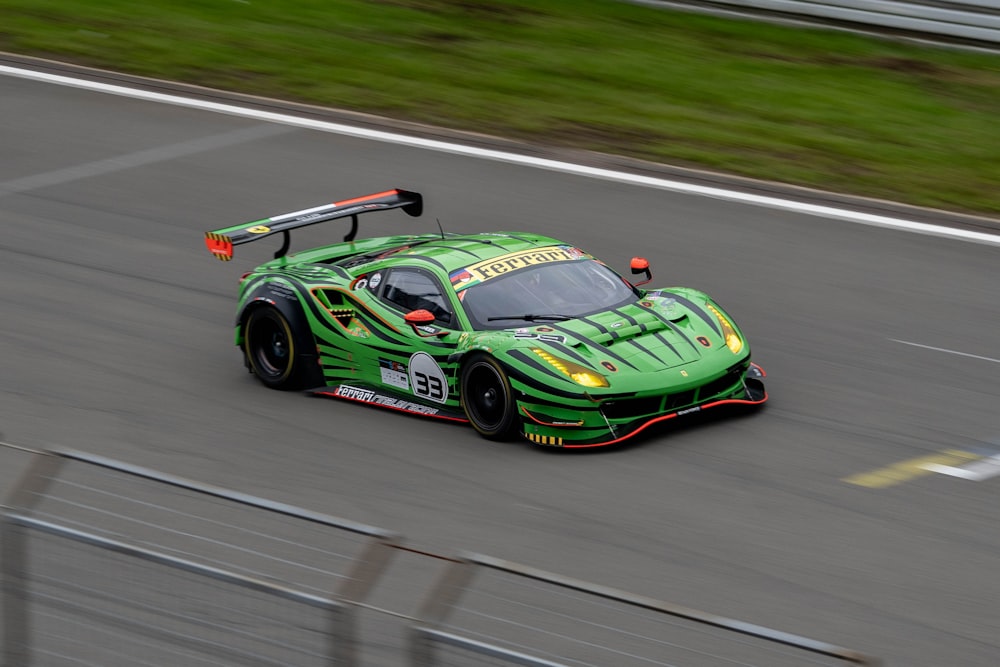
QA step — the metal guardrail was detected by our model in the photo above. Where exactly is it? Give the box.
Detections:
[412,553,881,666]
[634,0,1000,47]
[1,448,401,667]
[6,517,349,667]
[1,446,881,666]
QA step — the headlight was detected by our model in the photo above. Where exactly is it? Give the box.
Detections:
[532,349,609,387]
[706,304,743,354]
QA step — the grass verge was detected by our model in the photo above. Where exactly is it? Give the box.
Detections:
[2,0,998,215]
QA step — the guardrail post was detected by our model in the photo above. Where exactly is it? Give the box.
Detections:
[1,519,28,667]
[1,451,66,667]
[330,536,401,666]
[409,556,475,667]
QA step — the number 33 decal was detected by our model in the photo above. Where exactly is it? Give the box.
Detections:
[408,352,448,403]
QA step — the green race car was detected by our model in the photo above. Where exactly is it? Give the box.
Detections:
[205,189,766,448]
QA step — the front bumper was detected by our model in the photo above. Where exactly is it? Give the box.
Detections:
[518,363,767,448]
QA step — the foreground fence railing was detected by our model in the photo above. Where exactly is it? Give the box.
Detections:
[5,517,349,666]
[411,554,880,667]
[1,448,400,667]
[1,446,881,666]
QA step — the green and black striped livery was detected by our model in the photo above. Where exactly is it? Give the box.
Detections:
[205,188,766,448]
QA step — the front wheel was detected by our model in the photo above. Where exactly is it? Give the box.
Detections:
[243,306,319,390]
[460,355,519,440]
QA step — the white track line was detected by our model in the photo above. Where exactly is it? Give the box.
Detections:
[923,457,1000,481]
[4,64,1000,248]
[890,339,1000,364]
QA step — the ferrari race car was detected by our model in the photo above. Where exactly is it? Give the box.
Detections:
[205,189,766,448]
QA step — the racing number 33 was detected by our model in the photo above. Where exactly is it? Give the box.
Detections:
[408,352,448,403]
[414,372,444,400]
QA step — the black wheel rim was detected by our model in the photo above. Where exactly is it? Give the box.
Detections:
[466,361,508,431]
[249,313,290,379]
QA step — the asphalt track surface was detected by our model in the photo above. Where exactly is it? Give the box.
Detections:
[2,63,1000,666]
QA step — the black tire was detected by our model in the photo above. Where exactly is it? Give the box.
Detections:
[460,355,519,440]
[243,306,319,390]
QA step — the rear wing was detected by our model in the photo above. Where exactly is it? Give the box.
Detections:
[204,188,423,261]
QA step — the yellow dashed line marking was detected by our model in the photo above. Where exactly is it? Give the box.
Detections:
[843,449,982,488]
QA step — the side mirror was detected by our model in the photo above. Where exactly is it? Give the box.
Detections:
[630,257,652,286]
[404,309,441,337]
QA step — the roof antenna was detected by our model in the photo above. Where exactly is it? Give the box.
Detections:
[435,218,446,239]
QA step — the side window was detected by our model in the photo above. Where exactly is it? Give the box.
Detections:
[379,269,454,327]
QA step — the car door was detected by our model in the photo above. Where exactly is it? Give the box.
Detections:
[363,266,465,409]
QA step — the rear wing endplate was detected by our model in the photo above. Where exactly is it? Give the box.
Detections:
[204,188,423,261]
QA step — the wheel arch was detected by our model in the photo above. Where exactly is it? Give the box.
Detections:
[237,281,324,390]
[236,282,316,348]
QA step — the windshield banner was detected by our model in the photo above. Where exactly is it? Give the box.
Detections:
[450,245,588,290]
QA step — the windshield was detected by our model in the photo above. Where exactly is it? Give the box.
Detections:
[459,259,639,330]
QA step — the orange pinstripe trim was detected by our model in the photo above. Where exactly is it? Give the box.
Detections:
[334,189,400,207]
[320,287,402,333]
[557,394,768,449]
[314,390,468,423]
[520,406,584,427]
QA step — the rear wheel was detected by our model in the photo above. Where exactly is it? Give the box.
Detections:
[460,355,519,440]
[243,306,319,390]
